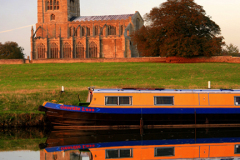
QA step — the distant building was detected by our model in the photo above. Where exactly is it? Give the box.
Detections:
[31,0,144,60]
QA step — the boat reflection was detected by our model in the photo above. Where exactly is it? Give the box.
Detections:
[41,128,240,160]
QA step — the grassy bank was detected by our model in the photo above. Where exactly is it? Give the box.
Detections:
[0,90,88,127]
[1,63,240,93]
[1,62,240,116]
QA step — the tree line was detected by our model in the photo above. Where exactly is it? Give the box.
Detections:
[0,41,24,59]
[132,0,239,57]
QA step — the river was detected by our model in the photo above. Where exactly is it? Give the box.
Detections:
[1,127,240,160]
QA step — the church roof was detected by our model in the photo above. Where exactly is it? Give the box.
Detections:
[72,14,135,22]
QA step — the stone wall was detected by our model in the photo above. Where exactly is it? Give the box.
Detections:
[166,56,240,63]
[0,59,30,64]
[2,56,240,64]
[0,59,25,64]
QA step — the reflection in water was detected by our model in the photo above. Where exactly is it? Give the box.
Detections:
[41,128,240,160]
[0,151,40,160]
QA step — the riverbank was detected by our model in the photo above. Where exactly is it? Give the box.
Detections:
[1,62,240,128]
[0,90,88,128]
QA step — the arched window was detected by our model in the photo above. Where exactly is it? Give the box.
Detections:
[108,25,116,35]
[37,43,46,59]
[120,25,124,35]
[63,42,71,58]
[70,0,74,11]
[100,27,103,36]
[51,14,55,20]
[81,27,85,37]
[75,27,78,37]
[89,42,97,58]
[136,18,140,30]
[94,26,99,36]
[86,27,90,36]
[76,42,84,58]
[50,43,58,58]
[69,27,75,37]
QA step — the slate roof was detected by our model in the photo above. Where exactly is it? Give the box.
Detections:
[72,14,134,22]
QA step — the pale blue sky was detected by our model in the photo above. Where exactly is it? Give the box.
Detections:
[0,0,239,58]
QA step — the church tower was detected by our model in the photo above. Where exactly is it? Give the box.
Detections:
[37,0,80,24]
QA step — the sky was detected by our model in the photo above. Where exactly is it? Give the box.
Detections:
[0,0,239,58]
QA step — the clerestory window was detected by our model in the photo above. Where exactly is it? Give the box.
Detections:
[108,25,116,35]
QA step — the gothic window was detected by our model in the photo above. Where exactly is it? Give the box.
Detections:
[120,25,124,35]
[54,0,59,10]
[72,27,75,36]
[76,42,84,58]
[86,27,90,36]
[47,0,53,10]
[37,43,46,59]
[94,26,99,36]
[50,43,58,58]
[69,27,75,37]
[70,0,74,11]
[51,14,55,20]
[100,27,103,36]
[47,0,59,10]
[63,42,71,58]
[69,27,72,37]
[89,42,97,58]
[108,25,116,35]
[75,27,78,37]
[81,27,85,37]
[136,18,140,30]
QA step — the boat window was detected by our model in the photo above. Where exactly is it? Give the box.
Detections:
[235,145,240,154]
[106,149,133,159]
[155,147,174,157]
[105,96,132,106]
[119,97,132,105]
[105,97,118,105]
[235,97,240,106]
[154,96,174,105]
[106,149,118,158]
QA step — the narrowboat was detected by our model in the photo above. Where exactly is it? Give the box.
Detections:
[41,128,240,160]
[39,88,240,127]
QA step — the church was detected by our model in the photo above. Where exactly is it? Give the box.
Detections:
[31,0,144,60]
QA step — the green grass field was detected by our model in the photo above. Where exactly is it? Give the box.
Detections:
[0,62,240,113]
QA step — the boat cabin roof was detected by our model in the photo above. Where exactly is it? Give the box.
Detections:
[93,88,240,94]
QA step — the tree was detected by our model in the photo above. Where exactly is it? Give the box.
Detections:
[222,43,239,56]
[0,41,24,59]
[132,0,224,57]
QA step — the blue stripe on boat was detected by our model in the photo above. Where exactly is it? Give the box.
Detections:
[44,102,240,114]
[45,137,240,152]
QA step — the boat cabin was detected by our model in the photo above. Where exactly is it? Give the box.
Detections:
[89,89,240,108]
